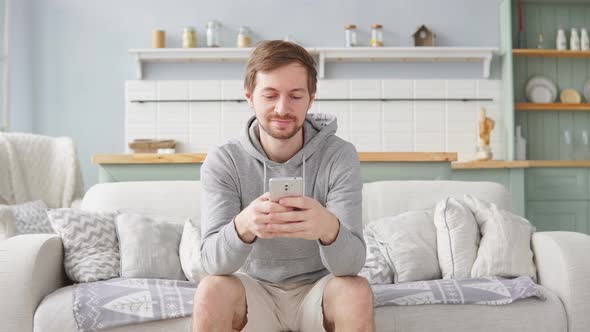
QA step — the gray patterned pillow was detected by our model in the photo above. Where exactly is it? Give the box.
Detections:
[4,200,54,234]
[358,229,394,285]
[48,209,120,283]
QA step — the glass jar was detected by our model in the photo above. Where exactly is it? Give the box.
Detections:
[182,27,196,48]
[237,26,251,48]
[370,24,383,47]
[344,24,357,47]
[206,20,221,47]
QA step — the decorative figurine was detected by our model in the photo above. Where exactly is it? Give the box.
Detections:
[476,107,495,161]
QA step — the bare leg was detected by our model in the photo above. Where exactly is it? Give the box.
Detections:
[192,275,248,332]
[322,276,375,332]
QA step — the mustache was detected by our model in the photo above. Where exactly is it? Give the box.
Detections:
[268,115,297,121]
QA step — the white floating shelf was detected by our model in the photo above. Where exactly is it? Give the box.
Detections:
[129,47,497,79]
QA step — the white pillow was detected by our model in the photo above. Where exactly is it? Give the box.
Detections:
[462,195,537,281]
[179,218,208,283]
[367,210,441,283]
[434,197,480,279]
[116,213,186,280]
[0,207,17,240]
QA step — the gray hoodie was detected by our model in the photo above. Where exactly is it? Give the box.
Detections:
[199,112,365,284]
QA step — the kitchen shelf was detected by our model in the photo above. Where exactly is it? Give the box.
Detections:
[92,152,458,164]
[452,160,590,169]
[512,49,590,58]
[129,47,497,79]
[515,103,590,111]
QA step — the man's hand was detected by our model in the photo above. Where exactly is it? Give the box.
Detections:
[233,192,294,243]
[265,196,340,245]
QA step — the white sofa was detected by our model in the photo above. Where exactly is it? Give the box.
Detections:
[1,180,590,332]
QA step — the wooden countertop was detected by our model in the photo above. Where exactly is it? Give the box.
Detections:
[91,152,458,164]
[452,160,590,169]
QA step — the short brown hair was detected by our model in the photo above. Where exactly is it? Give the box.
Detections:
[244,40,317,96]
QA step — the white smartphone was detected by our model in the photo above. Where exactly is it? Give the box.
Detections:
[269,177,304,202]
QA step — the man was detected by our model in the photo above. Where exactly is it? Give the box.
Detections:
[192,40,375,332]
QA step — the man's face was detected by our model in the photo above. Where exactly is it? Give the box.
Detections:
[246,62,314,140]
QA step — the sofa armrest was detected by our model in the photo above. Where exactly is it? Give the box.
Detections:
[0,234,68,332]
[532,231,590,332]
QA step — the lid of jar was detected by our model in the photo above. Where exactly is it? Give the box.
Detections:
[372,24,383,29]
[183,27,196,32]
[345,24,357,29]
[207,20,220,28]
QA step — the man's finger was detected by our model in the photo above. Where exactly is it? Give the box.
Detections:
[278,196,308,209]
[269,210,306,222]
[267,221,307,233]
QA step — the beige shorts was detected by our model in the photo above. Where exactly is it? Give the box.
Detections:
[234,272,335,332]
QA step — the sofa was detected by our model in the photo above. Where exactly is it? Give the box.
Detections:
[1,180,589,332]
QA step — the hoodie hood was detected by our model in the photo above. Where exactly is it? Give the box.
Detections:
[238,113,338,195]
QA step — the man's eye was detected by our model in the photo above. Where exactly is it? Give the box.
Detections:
[263,95,276,99]
[292,96,303,100]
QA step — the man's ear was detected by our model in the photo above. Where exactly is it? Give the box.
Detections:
[245,91,253,108]
[307,93,316,110]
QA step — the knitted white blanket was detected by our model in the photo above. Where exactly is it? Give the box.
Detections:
[0,133,84,208]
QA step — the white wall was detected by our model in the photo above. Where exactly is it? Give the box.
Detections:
[10,0,502,189]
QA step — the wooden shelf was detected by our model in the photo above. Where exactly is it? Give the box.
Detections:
[513,49,590,58]
[515,103,590,111]
[129,47,497,79]
[92,152,458,164]
[452,160,590,169]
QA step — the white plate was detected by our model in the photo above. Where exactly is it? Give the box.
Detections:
[525,76,557,102]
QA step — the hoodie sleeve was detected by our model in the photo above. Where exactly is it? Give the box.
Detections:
[199,147,254,275]
[318,142,366,276]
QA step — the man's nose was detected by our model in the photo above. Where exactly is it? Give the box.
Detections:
[274,96,289,114]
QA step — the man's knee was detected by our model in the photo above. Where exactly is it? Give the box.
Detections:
[325,276,374,311]
[193,275,248,329]
[195,275,246,301]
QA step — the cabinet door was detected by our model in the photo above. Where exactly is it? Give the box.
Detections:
[526,168,588,201]
[526,201,588,234]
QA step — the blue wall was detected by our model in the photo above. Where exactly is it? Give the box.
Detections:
[9,0,501,190]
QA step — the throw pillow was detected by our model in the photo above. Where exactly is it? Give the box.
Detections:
[462,195,537,281]
[366,210,441,283]
[5,200,54,234]
[179,218,208,283]
[358,228,395,285]
[434,197,480,279]
[116,213,186,280]
[0,207,17,240]
[48,209,120,282]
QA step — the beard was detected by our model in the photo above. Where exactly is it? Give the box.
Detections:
[258,113,304,140]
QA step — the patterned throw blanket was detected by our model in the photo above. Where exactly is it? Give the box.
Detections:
[73,276,545,331]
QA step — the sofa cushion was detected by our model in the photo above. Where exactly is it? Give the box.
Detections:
[116,213,185,280]
[374,284,565,332]
[179,218,208,282]
[35,284,565,332]
[48,209,119,282]
[81,181,201,225]
[364,210,440,283]
[362,180,512,226]
[463,195,537,280]
[34,286,191,332]
[434,197,480,279]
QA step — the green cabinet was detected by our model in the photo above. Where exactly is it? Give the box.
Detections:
[526,201,588,233]
[525,168,590,234]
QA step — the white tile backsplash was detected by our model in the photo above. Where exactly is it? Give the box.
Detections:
[126,79,504,160]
